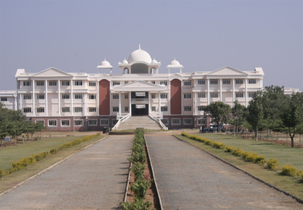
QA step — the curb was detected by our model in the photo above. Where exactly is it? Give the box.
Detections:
[0,135,108,198]
[123,155,132,203]
[145,135,163,210]
[174,135,303,205]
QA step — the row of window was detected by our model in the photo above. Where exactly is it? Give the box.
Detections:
[23,81,97,87]
[22,94,97,100]
[23,107,97,113]
[160,118,206,126]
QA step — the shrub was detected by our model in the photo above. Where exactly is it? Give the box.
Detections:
[121,198,152,210]
[0,169,4,178]
[300,172,303,183]
[232,147,243,156]
[266,158,279,171]
[131,162,145,179]
[131,178,151,199]
[281,165,300,177]
[34,152,49,161]
[254,155,265,163]
[259,159,266,167]
[212,142,225,149]
[50,148,57,154]
[225,146,235,153]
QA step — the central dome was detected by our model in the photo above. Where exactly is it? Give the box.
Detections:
[128,45,152,64]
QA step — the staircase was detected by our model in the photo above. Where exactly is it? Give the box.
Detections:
[116,116,162,130]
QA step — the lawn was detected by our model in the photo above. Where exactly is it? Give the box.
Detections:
[0,134,105,193]
[176,133,303,200]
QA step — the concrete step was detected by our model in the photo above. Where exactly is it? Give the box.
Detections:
[117,116,162,130]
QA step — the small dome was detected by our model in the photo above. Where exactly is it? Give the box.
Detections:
[101,59,111,67]
[128,44,152,64]
[151,58,158,63]
[122,58,128,64]
[170,58,180,66]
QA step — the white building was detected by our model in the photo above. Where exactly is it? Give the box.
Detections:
[0,45,277,131]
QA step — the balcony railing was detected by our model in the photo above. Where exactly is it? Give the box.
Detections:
[131,98,148,102]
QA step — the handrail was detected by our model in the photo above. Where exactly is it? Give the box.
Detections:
[112,113,131,130]
[148,113,168,130]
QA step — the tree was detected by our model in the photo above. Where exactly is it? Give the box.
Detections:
[231,100,247,134]
[246,91,264,141]
[280,92,303,147]
[204,101,231,132]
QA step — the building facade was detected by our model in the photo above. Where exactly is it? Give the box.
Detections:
[1,46,269,131]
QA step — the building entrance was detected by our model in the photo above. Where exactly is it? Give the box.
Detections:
[132,104,148,116]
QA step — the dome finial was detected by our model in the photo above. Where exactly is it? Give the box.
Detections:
[139,43,141,50]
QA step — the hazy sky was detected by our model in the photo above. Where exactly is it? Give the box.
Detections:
[0,0,302,91]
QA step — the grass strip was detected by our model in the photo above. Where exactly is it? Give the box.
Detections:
[176,134,303,201]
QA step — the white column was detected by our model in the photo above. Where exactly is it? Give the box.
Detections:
[260,79,263,89]
[148,92,151,114]
[181,81,184,115]
[58,80,60,116]
[45,79,48,116]
[84,93,87,116]
[32,79,35,116]
[158,91,161,115]
[245,78,248,107]
[168,81,171,115]
[207,79,210,105]
[70,79,73,115]
[119,92,121,117]
[97,80,99,115]
[129,92,131,115]
[194,92,197,115]
[232,78,235,103]
[14,95,17,110]
[19,92,22,111]
[16,80,19,110]
[220,78,222,101]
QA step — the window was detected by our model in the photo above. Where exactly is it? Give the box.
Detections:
[151,93,155,99]
[249,79,256,84]
[249,92,255,98]
[160,93,167,99]
[1,97,7,101]
[62,94,70,99]
[61,120,70,127]
[184,106,192,111]
[151,81,155,84]
[89,81,96,86]
[75,94,82,99]
[49,81,57,86]
[198,93,205,98]
[184,81,191,86]
[184,93,191,99]
[113,94,119,99]
[183,118,192,125]
[89,94,96,100]
[88,120,97,126]
[62,81,70,86]
[75,107,82,112]
[198,106,204,111]
[125,107,129,112]
[171,118,181,125]
[23,94,31,100]
[35,120,45,125]
[74,120,83,126]
[23,81,31,86]
[37,107,44,113]
[223,79,230,84]
[198,80,205,85]
[74,81,83,86]
[236,93,244,98]
[113,81,120,86]
[197,118,206,125]
[152,106,156,111]
[23,108,31,113]
[161,106,168,112]
[113,107,119,112]
[100,119,109,126]
[89,107,96,112]
[37,94,44,100]
[62,107,70,112]
[210,80,218,85]
[48,120,57,127]
[125,94,128,99]
[210,93,218,98]
[160,81,167,86]
[124,81,128,84]
[236,79,243,84]
[161,119,169,125]
[36,81,44,86]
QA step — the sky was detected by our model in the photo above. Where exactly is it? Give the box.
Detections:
[0,0,302,91]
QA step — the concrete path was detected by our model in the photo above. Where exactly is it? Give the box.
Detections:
[145,134,302,210]
[0,135,134,210]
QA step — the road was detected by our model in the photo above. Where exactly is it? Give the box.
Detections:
[0,135,133,210]
[145,134,302,210]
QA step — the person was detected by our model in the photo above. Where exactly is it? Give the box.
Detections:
[200,126,203,133]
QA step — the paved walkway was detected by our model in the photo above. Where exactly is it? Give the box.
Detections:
[145,135,302,210]
[0,135,134,210]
